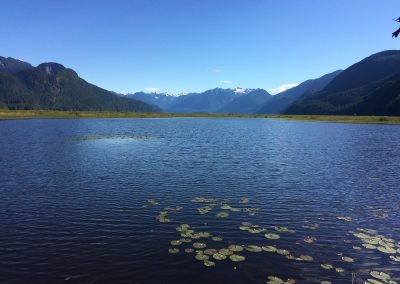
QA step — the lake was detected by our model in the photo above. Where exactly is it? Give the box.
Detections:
[0,118,400,284]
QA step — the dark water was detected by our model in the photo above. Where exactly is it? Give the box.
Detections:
[1,118,400,284]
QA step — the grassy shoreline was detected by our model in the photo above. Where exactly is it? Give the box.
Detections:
[0,110,400,124]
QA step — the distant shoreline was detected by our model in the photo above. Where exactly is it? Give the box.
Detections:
[0,110,400,124]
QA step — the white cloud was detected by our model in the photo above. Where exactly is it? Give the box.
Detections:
[213,69,221,72]
[145,87,160,93]
[220,80,233,84]
[268,83,299,95]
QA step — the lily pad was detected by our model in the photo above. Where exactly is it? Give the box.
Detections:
[266,276,284,284]
[321,263,333,270]
[203,259,215,267]
[276,249,290,256]
[377,246,397,254]
[221,204,233,210]
[341,256,354,263]
[219,248,233,256]
[265,233,280,240]
[240,197,250,204]
[262,246,277,252]
[204,249,218,255]
[228,245,244,252]
[248,228,265,234]
[211,236,223,241]
[304,236,316,244]
[370,271,390,281]
[299,255,313,261]
[229,254,246,262]
[195,253,209,261]
[365,279,383,284]
[246,245,263,252]
[212,253,227,260]
[337,216,353,222]
[170,240,182,246]
[362,244,377,249]
[168,248,180,254]
[184,248,194,253]
[390,255,400,262]
[198,206,213,214]
[216,212,229,218]
[193,242,207,249]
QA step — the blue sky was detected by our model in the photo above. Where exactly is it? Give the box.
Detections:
[1,0,399,94]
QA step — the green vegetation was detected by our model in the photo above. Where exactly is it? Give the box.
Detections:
[286,51,400,116]
[0,62,157,112]
[1,109,400,124]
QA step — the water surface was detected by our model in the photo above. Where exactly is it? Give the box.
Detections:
[1,118,400,283]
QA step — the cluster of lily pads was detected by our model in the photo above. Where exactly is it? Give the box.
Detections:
[191,196,258,217]
[351,228,400,262]
[156,206,182,223]
[239,221,296,240]
[266,276,296,284]
[168,223,246,267]
[142,199,159,208]
[365,270,398,284]
[148,196,400,283]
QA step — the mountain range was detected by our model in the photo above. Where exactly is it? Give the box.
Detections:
[128,50,400,116]
[1,50,400,116]
[127,88,272,114]
[285,50,400,115]
[0,56,158,112]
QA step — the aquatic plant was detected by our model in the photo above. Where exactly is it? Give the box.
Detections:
[265,233,280,240]
[195,253,209,261]
[170,240,182,246]
[229,254,246,262]
[211,236,223,241]
[320,264,333,270]
[303,236,316,243]
[203,259,215,267]
[228,245,244,252]
[262,245,277,252]
[341,256,354,263]
[212,253,227,260]
[193,242,207,249]
[168,248,180,254]
[216,212,229,218]
[246,245,262,252]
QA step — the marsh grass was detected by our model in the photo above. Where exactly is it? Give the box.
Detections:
[1,110,400,124]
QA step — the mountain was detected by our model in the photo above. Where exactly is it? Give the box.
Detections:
[0,59,158,112]
[166,88,242,113]
[285,50,400,115]
[219,89,272,114]
[126,92,176,110]
[0,56,33,74]
[257,70,342,114]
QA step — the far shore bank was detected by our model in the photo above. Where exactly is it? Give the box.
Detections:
[0,110,400,124]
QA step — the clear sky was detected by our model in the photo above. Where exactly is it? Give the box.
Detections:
[1,0,399,94]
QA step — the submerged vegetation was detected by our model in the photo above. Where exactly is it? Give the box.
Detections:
[1,109,400,124]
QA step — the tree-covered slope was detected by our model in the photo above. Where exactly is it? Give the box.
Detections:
[257,70,342,114]
[285,50,400,115]
[0,61,158,112]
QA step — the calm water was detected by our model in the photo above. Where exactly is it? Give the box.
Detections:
[1,118,400,284]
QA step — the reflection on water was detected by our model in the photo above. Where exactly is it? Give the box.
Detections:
[0,118,399,284]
